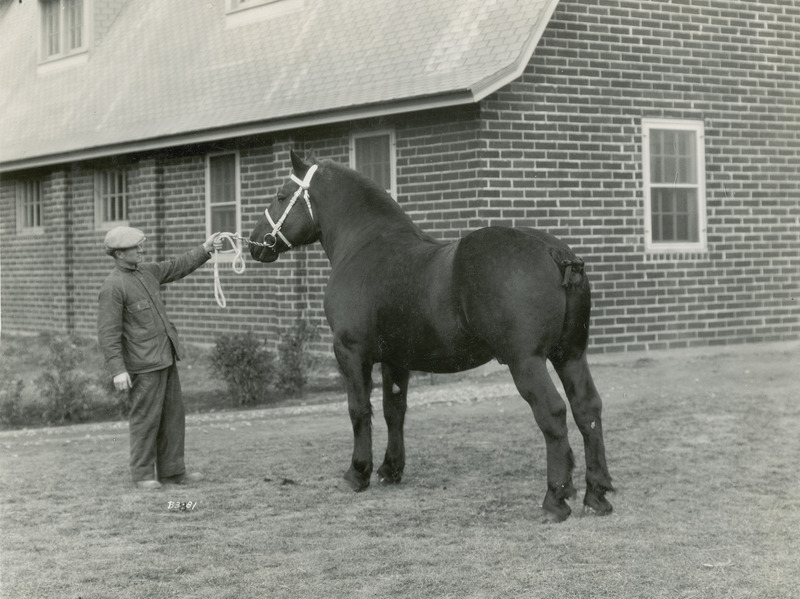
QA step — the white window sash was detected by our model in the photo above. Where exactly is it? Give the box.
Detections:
[16,181,44,234]
[95,170,129,228]
[205,151,242,263]
[40,0,90,62]
[349,130,397,200]
[642,119,707,253]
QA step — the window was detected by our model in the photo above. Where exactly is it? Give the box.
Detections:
[40,0,87,60]
[206,152,241,259]
[350,130,397,199]
[16,181,44,233]
[95,169,129,227]
[642,119,707,252]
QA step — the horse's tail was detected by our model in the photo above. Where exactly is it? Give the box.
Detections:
[547,248,592,366]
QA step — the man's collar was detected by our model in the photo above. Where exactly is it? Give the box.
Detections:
[115,261,138,272]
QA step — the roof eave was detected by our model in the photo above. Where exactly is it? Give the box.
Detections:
[0,90,477,174]
[0,0,560,175]
[471,0,559,102]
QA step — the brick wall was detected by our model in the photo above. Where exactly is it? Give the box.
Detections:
[1,169,72,335]
[475,0,800,352]
[395,105,487,241]
[2,0,798,356]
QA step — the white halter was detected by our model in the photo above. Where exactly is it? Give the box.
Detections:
[263,164,318,249]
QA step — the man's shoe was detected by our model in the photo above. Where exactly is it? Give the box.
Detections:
[159,472,204,485]
[136,480,162,490]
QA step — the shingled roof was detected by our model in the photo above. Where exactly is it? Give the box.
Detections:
[0,0,559,172]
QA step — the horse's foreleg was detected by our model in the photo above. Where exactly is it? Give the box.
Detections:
[334,339,374,492]
[378,363,409,484]
[509,356,576,523]
[554,355,614,515]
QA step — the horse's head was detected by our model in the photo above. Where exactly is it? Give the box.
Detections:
[250,150,321,263]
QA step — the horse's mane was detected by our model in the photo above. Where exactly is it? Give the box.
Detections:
[320,160,438,243]
[322,159,393,203]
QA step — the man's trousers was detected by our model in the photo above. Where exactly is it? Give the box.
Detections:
[128,364,186,482]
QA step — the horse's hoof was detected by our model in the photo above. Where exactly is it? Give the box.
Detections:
[583,493,613,516]
[541,492,571,523]
[541,505,571,524]
[343,468,371,492]
[377,464,403,485]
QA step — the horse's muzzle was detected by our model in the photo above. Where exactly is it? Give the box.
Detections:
[249,240,279,263]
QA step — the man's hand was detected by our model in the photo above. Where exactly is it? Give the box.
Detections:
[113,372,132,392]
[203,232,224,253]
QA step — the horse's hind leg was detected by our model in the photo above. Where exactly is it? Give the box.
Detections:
[509,355,576,522]
[553,355,614,515]
[378,363,409,484]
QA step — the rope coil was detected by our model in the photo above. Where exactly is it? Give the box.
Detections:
[213,232,248,308]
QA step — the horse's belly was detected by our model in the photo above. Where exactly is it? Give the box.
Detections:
[377,323,493,374]
[405,351,493,374]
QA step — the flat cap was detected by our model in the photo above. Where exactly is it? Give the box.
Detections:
[104,226,146,251]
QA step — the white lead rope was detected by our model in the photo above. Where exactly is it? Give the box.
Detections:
[213,232,248,308]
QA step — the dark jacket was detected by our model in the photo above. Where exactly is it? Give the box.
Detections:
[97,246,210,376]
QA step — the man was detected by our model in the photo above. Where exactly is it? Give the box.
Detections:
[98,226,221,490]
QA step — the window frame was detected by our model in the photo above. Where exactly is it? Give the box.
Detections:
[94,168,130,229]
[39,0,91,64]
[641,118,707,253]
[349,129,397,200]
[205,151,242,263]
[16,180,44,235]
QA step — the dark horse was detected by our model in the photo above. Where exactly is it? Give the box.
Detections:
[250,150,613,522]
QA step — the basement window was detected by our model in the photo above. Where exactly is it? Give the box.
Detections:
[95,169,129,228]
[206,152,241,261]
[350,130,397,200]
[16,180,44,234]
[642,119,707,252]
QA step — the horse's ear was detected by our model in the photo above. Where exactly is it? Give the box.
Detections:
[290,149,311,175]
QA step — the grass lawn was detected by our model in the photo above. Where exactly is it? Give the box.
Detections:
[1,342,799,598]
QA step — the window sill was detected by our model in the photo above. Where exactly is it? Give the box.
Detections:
[16,227,45,237]
[225,0,303,28]
[644,248,709,262]
[38,50,89,75]
[97,221,130,231]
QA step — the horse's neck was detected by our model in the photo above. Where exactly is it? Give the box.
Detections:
[317,179,433,265]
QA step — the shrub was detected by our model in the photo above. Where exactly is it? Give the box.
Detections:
[210,331,276,406]
[276,319,320,397]
[0,370,26,427]
[35,335,99,425]
[93,371,132,420]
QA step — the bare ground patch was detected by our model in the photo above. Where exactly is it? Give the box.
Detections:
[1,342,799,598]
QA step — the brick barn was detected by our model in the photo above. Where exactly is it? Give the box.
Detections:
[1,0,798,355]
